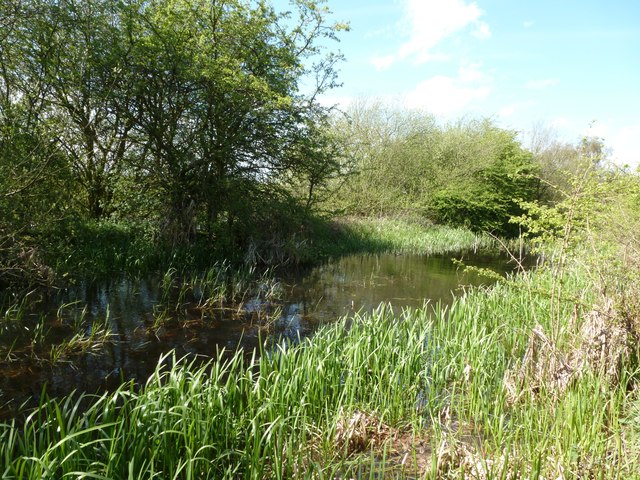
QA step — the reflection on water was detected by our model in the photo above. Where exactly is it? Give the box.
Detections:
[0,251,526,419]
[286,252,510,322]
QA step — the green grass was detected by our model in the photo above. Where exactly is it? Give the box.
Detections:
[299,216,500,262]
[2,254,637,478]
[40,216,500,282]
[421,259,639,478]
[151,262,282,330]
[0,297,114,367]
[0,305,431,478]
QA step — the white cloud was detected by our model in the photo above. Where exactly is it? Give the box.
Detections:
[524,78,560,89]
[499,104,518,117]
[370,54,396,71]
[523,20,535,28]
[370,0,491,69]
[473,22,492,39]
[610,125,640,168]
[458,62,489,83]
[585,121,611,140]
[404,63,491,115]
[498,100,535,118]
[550,117,572,129]
[316,94,355,110]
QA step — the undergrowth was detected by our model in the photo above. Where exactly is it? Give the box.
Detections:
[301,216,499,262]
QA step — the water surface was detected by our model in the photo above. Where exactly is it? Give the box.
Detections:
[0,251,525,419]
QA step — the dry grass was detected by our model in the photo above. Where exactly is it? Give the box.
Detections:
[578,299,634,385]
[334,409,395,455]
[330,409,437,477]
[503,324,574,404]
[504,297,636,406]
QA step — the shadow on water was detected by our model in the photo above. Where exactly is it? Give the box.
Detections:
[0,251,531,420]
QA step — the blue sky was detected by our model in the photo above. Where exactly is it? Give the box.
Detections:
[298,0,640,167]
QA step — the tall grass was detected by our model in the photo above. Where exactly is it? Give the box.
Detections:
[2,254,637,478]
[0,295,113,366]
[301,216,501,262]
[41,216,500,282]
[152,262,282,329]
[0,305,431,478]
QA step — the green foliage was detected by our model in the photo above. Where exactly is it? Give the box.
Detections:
[2,256,638,478]
[298,216,496,262]
[0,91,75,288]
[0,306,431,478]
[516,163,640,338]
[515,160,640,251]
[43,219,160,277]
[116,0,346,246]
[330,104,540,236]
[431,132,540,236]
[328,101,440,216]
[525,123,587,203]
[0,0,348,286]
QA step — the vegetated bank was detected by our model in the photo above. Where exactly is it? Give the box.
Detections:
[0,219,502,426]
[2,166,640,478]
[0,213,509,377]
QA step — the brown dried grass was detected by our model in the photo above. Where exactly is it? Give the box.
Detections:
[504,298,635,405]
[333,408,395,456]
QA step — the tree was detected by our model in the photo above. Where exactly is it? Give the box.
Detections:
[1,0,348,274]
[328,104,540,235]
[525,122,592,203]
[327,101,440,216]
[36,0,138,218]
[0,0,72,287]
[122,0,346,244]
[1,0,147,220]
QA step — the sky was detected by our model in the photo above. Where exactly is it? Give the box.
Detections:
[296,0,640,167]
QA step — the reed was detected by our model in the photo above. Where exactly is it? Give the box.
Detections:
[302,216,504,263]
[48,307,114,365]
[0,304,431,478]
[152,262,283,328]
[1,255,637,478]
[0,296,114,367]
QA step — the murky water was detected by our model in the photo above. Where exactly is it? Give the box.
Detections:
[0,251,526,419]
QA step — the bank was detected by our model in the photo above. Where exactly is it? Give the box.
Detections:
[2,226,639,477]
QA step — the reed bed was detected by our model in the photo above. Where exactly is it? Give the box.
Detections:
[152,262,282,330]
[346,217,495,254]
[299,216,505,263]
[0,295,113,366]
[0,304,431,478]
[1,260,638,478]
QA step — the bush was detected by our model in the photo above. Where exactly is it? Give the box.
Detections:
[431,137,539,236]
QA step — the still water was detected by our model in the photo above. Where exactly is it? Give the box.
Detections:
[0,251,524,419]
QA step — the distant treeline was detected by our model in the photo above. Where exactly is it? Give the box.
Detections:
[325,101,608,236]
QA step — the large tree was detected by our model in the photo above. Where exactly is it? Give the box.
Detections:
[121,0,346,244]
[47,0,137,219]
[2,0,346,250]
[2,0,139,218]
